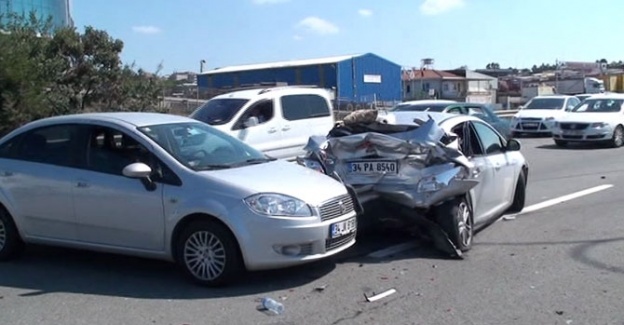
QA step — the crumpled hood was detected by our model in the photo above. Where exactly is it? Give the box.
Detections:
[557,112,621,124]
[201,159,347,206]
[515,109,565,119]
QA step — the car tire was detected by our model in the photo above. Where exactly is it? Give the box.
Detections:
[175,219,243,287]
[611,125,624,148]
[0,207,24,261]
[434,196,473,252]
[506,169,527,214]
[554,139,568,147]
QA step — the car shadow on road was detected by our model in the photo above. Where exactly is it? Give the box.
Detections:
[0,244,337,299]
[536,143,615,150]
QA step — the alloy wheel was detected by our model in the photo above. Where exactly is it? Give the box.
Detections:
[615,127,623,147]
[457,201,473,248]
[183,231,227,281]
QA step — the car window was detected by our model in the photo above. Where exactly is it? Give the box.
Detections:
[0,124,84,168]
[467,105,494,123]
[138,122,270,171]
[471,121,505,155]
[451,122,483,157]
[446,106,462,114]
[190,98,249,126]
[566,98,580,110]
[281,94,330,121]
[85,126,156,176]
[232,99,274,130]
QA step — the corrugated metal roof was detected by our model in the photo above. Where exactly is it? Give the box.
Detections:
[200,53,364,75]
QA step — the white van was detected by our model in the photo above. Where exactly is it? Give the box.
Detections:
[190,86,335,160]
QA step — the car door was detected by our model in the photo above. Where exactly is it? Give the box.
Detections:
[0,124,83,241]
[71,124,168,252]
[277,93,333,159]
[470,121,516,213]
[231,98,284,157]
[451,121,498,223]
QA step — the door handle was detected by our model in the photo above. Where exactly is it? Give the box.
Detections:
[76,181,89,188]
[282,125,291,131]
[268,127,277,133]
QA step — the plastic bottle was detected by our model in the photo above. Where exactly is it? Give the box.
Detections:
[261,297,284,315]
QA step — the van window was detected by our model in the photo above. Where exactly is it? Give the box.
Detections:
[281,94,331,121]
[190,98,249,125]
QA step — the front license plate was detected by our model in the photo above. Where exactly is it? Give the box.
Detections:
[330,217,357,239]
[523,123,539,127]
[349,160,398,175]
[563,130,582,136]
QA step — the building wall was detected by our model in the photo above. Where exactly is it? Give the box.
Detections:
[0,0,72,29]
[337,53,401,103]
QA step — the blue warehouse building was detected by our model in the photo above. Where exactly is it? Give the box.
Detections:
[197,53,402,109]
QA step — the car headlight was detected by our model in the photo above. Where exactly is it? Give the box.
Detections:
[417,175,447,193]
[591,122,607,128]
[244,193,313,217]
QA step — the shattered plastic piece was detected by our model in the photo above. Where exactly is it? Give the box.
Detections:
[364,288,397,302]
[313,285,327,292]
[503,215,517,221]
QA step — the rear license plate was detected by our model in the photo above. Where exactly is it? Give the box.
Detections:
[348,160,398,174]
[330,217,357,239]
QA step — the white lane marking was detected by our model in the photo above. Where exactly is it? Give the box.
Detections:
[368,241,419,258]
[518,184,614,215]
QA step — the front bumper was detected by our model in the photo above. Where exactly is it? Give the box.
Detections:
[511,118,555,133]
[233,202,357,271]
[552,123,613,141]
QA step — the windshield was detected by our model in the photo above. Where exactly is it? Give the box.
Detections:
[570,98,624,113]
[189,98,249,125]
[138,122,273,171]
[390,103,451,112]
[523,98,565,110]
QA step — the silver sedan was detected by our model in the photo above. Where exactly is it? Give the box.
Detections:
[0,112,358,286]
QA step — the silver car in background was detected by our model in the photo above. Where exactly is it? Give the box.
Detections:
[0,112,357,286]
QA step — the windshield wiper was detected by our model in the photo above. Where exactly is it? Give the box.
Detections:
[195,164,233,170]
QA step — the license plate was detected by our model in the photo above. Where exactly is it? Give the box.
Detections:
[563,130,582,135]
[523,123,539,127]
[348,160,398,174]
[330,217,357,239]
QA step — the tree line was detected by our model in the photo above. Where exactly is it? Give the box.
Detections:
[0,13,166,136]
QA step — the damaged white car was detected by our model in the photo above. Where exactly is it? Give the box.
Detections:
[297,110,529,257]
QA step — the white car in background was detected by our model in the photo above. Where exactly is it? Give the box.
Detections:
[510,95,581,136]
[552,93,624,147]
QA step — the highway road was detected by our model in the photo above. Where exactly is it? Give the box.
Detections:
[1,136,624,325]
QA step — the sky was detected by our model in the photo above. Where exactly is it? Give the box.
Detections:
[72,0,624,75]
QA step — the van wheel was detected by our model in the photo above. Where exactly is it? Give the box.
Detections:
[0,207,24,261]
[175,220,243,287]
[433,196,473,252]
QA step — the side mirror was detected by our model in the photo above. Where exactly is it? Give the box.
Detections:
[244,116,259,128]
[122,162,152,178]
[506,138,521,151]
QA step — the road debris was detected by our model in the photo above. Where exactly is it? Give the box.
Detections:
[258,297,284,315]
[364,288,397,302]
[313,285,327,292]
[503,215,517,221]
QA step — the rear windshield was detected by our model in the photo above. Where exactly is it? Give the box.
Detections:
[391,103,450,112]
[524,98,565,110]
[190,98,249,125]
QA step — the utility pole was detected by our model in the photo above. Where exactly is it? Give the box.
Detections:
[197,59,206,103]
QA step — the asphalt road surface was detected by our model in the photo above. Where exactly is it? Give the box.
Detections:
[2,136,624,325]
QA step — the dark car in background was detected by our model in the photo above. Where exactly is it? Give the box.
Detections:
[381,100,512,139]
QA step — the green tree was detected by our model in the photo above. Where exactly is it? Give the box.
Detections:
[0,12,166,136]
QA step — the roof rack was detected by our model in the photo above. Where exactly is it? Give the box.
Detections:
[257,84,321,94]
